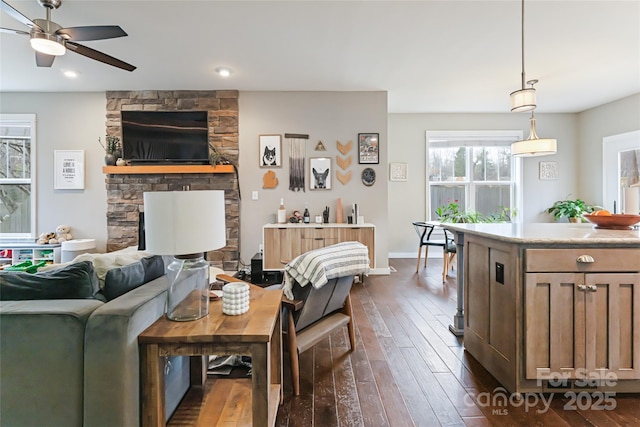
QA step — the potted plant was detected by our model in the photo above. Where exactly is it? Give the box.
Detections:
[435,200,516,223]
[98,136,121,165]
[546,197,596,223]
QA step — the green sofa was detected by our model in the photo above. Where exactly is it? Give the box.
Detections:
[0,257,190,427]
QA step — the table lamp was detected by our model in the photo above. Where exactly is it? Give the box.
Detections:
[143,190,226,321]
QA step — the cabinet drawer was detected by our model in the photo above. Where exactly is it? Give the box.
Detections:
[525,248,640,272]
[300,227,339,240]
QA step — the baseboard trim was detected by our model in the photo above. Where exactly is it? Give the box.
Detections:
[369,267,391,275]
[388,252,444,259]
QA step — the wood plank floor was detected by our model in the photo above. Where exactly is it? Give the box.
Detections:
[275,258,640,427]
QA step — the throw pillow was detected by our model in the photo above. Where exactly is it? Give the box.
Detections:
[70,250,151,289]
[103,255,165,301]
[0,261,100,300]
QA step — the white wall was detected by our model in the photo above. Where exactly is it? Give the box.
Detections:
[238,91,389,271]
[0,92,108,250]
[2,91,636,265]
[387,112,578,256]
[577,93,640,206]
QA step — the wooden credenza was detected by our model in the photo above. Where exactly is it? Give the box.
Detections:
[262,223,375,270]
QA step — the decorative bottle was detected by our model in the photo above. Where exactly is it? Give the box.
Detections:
[303,204,310,224]
[277,198,286,224]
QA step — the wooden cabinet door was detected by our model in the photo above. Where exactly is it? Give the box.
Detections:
[525,272,585,380]
[263,227,302,269]
[585,273,640,380]
[339,227,375,267]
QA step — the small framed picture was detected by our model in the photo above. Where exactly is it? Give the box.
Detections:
[389,162,408,181]
[54,150,85,190]
[539,161,558,180]
[259,134,282,167]
[358,133,379,164]
[309,157,332,190]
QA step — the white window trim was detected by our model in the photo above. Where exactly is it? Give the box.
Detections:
[426,130,524,223]
[0,113,37,240]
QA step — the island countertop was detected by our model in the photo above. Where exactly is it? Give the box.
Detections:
[441,222,640,246]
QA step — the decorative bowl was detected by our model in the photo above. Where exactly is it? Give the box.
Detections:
[583,213,640,230]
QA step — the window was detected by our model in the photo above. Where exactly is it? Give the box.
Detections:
[426,131,522,221]
[0,114,36,239]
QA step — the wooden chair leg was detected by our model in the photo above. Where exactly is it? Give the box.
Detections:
[423,246,429,268]
[344,294,356,351]
[416,245,423,272]
[442,248,447,282]
[286,310,301,396]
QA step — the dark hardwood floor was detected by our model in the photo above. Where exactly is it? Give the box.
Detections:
[275,258,640,427]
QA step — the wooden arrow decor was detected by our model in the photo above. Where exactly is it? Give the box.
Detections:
[337,140,352,155]
[336,155,352,170]
[336,170,352,185]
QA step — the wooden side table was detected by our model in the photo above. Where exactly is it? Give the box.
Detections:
[138,284,283,427]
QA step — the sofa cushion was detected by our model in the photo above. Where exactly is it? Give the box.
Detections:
[0,261,99,300]
[103,256,165,301]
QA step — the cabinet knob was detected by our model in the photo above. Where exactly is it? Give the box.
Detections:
[578,284,587,291]
[576,255,595,263]
[588,285,598,292]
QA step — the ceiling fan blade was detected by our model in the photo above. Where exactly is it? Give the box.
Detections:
[1,0,43,32]
[0,26,28,35]
[35,51,55,67]
[66,41,136,72]
[57,25,127,41]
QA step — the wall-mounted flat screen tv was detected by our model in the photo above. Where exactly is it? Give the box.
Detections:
[121,111,209,164]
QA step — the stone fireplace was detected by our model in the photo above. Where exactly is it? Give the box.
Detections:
[104,90,240,271]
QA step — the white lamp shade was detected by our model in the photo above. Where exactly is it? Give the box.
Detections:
[511,138,557,157]
[510,88,536,112]
[143,190,226,255]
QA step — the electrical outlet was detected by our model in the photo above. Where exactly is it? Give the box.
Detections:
[252,191,259,200]
[259,244,264,254]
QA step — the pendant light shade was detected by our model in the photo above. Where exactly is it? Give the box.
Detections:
[510,0,536,112]
[510,87,536,112]
[511,113,557,157]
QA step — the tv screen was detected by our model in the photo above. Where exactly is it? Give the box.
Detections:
[121,111,209,164]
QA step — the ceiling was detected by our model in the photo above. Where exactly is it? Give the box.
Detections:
[1,0,639,113]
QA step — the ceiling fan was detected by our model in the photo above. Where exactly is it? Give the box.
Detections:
[0,0,136,71]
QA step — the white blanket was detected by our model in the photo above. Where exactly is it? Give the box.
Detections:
[283,241,370,300]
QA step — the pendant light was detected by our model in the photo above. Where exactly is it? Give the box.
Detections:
[510,0,535,112]
[511,109,557,157]
[510,0,557,157]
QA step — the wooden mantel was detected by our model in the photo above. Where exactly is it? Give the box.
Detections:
[102,165,235,174]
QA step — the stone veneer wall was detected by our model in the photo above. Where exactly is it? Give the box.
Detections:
[104,90,239,271]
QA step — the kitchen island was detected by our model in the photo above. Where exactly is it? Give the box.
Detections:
[443,222,640,394]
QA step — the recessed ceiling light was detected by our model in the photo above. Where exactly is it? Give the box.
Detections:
[215,67,232,77]
[63,70,79,78]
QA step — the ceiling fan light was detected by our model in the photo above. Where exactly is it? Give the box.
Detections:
[510,87,536,112]
[30,32,65,56]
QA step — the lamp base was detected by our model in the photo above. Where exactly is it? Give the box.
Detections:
[166,254,209,321]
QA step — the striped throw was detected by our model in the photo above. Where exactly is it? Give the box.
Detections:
[283,241,370,300]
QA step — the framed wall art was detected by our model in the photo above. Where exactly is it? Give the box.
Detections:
[358,133,379,164]
[538,161,558,180]
[54,150,85,190]
[309,157,332,190]
[259,134,282,167]
[389,162,408,181]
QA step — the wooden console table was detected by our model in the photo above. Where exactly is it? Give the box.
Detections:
[138,285,283,426]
